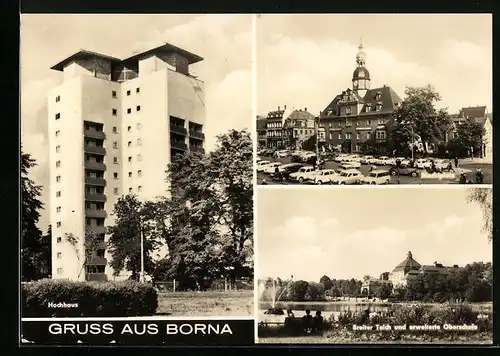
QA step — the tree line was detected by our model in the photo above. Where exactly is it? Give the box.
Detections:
[21,129,253,289]
[262,261,492,303]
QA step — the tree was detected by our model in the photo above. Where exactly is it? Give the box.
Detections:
[65,228,107,280]
[306,282,325,301]
[107,194,162,281]
[466,188,492,241]
[447,119,485,158]
[302,134,317,151]
[21,149,46,281]
[287,280,309,301]
[319,275,333,291]
[392,85,452,154]
[376,284,392,300]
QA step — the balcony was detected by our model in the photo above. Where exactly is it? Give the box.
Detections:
[85,209,107,219]
[171,141,188,151]
[88,256,107,266]
[86,273,108,282]
[85,161,106,171]
[170,125,187,135]
[85,225,106,235]
[85,192,107,202]
[85,176,106,186]
[189,130,205,140]
[190,146,205,154]
[84,145,106,155]
[84,130,106,140]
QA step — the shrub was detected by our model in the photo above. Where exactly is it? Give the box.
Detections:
[22,279,158,317]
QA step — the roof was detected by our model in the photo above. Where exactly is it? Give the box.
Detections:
[353,66,371,80]
[320,85,402,118]
[50,43,203,72]
[287,110,316,121]
[50,50,122,71]
[460,106,486,119]
[122,43,203,65]
[392,251,421,273]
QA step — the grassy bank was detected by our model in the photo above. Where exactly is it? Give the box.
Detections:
[157,290,253,316]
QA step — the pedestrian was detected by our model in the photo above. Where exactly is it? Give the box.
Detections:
[459,172,466,184]
[476,169,484,184]
[454,156,459,168]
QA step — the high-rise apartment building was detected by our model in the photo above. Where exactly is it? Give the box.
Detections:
[47,43,206,281]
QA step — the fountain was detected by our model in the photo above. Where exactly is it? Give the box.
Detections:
[264,275,293,315]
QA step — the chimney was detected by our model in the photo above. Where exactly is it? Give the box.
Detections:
[278,106,280,111]
[284,105,287,110]
[305,107,308,111]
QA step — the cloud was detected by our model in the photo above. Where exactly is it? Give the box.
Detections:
[322,218,338,228]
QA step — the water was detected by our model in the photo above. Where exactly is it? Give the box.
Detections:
[259,301,395,323]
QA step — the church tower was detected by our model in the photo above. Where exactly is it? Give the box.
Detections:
[352,40,371,97]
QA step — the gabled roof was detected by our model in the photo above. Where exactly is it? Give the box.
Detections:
[392,251,421,273]
[287,110,316,121]
[50,50,122,71]
[460,106,486,119]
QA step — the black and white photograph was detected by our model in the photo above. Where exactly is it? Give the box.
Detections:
[20,14,254,344]
[256,187,493,344]
[256,14,492,185]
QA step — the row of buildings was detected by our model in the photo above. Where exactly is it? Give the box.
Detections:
[360,251,459,295]
[48,43,206,281]
[257,43,492,162]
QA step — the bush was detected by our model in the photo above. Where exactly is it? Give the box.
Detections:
[22,279,158,317]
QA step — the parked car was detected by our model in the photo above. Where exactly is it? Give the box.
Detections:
[375,156,394,166]
[332,169,363,185]
[415,158,430,169]
[311,169,339,185]
[389,166,419,177]
[290,166,317,183]
[339,161,362,169]
[256,160,271,172]
[262,162,283,174]
[395,157,411,166]
[366,156,379,165]
[360,155,375,164]
[272,163,304,181]
[274,150,291,158]
[334,154,349,163]
[361,169,391,185]
[433,159,454,172]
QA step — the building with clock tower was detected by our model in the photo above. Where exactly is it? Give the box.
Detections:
[318,41,402,154]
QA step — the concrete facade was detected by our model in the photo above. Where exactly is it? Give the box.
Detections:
[47,44,205,281]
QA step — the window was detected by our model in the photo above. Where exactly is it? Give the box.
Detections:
[376,131,387,140]
[356,133,360,140]
[367,119,371,126]
[56,222,62,228]
[136,88,140,94]
[345,107,352,115]
[127,90,131,96]
[137,138,142,146]
[329,133,332,140]
[113,141,118,149]
[138,186,143,192]
[55,113,61,120]
[113,157,118,164]
[113,187,119,195]
[338,133,342,140]
[128,172,132,178]
[137,123,141,130]
[127,108,132,114]
[376,104,382,111]
[57,268,63,275]
[127,141,132,147]
[378,118,385,125]
[128,188,132,193]
[57,252,62,259]
[112,91,117,98]
[138,170,142,177]
[56,191,61,197]
[128,156,132,162]
[56,206,61,213]
[136,105,141,112]
[112,109,117,116]
[55,130,60,137]
[112,126,118,133]
[55,95,60,102]
[127,126,131,132]
[346,119,352,127]
[137,154,142,161]
[56,145,61,153]
[113,172,118,179]
[367,132,371,139]
[56,236,62,243]
[346,133,352,140]
[56,160,61,168]
[56,175,61,183]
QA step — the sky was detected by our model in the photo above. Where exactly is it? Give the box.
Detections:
[257,14,492,116]
[20,14,252,231]
[257,187,492,282]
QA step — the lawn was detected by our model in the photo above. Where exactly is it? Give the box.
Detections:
[156,290,254,317]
